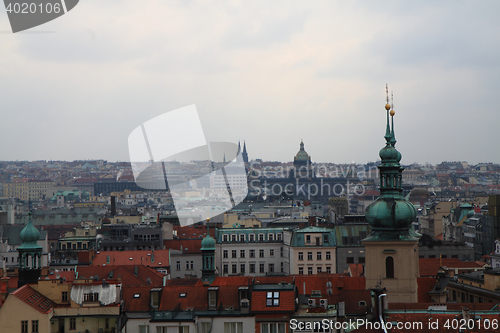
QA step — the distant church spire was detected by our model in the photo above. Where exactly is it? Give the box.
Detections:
[242,141,249,164]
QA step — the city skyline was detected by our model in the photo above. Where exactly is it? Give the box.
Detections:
[1,1,500,164]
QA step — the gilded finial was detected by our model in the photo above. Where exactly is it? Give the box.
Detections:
[390,91,395,116]
[385,84,391,111]
[384,84,391,143]
[390,91,396,146]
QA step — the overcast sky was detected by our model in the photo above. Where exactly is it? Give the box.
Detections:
[1,1,499,165]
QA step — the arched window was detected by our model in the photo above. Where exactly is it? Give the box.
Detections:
[386,256,394,278]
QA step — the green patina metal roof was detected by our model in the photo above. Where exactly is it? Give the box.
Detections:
[18,212,42,250]
[294,140,310,162]
[290,226,336,247]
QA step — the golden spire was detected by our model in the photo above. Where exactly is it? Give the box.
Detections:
[390,91,395,117]
[385,84,391,111]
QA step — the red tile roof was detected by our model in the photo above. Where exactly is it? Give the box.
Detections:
[11,284,56,314]
[294,275,365,296]
[91,250,169,267]
[417,277,436,303]
[250,290,295,312]
[164,239,203,254]
[419,258,483,277]
[252,276,294,284]
[159,285,208,311]
[173,225,215,239]
[122,286,153,312]
[76,265,164,287]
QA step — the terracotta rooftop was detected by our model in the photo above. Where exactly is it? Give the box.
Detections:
[76,265,164,287]
[91,249,169,267]
[11,284,56,314]
[419,258,483,277]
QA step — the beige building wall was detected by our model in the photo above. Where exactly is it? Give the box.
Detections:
[433,201,457,238]
[223,214,261,228]
[32,280,71,304]
[3,181,57,201]
[290,247,336,274]
[363,240,419,303]
[0,295,52,333]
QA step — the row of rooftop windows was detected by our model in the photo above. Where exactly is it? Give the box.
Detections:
[222,233,282,242]
[298,251,332,261]
[223,248,284,259]
[223,262,285,274]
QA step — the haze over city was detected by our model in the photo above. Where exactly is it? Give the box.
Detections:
[1,1,499,164]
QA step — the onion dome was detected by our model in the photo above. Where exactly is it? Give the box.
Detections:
[365,198,417,232]
[18,212,42,250]
[201,218,216,250]
[201,233,216,250]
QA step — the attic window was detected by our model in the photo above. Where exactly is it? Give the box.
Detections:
[134,294,141,298]
[266,292,279,307]
[179,293,187,298]
[359,301,367,306]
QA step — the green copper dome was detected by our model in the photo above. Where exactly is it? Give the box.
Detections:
[18,212,42,250]
[365,198,416,231]
[294,140,310,161]
[364,87,417,241]
[379,145,401,163]
[201,233,216,250]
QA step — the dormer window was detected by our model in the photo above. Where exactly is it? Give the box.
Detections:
[208,287,219,310]
[266,292,279,307]
[150,288,161,309]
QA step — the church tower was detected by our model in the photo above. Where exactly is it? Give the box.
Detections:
[201,219,216,284]
[242,141,249,164]
[18,211,43,288]
[363,86,419,303]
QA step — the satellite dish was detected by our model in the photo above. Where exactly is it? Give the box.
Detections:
[327,288,333,295]
[55,273,61,279]
[326,281,332,288]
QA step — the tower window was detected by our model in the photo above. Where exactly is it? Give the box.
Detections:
[386,256,394,278]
